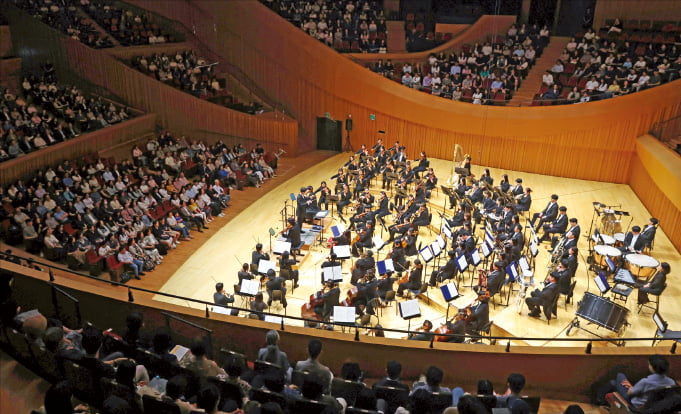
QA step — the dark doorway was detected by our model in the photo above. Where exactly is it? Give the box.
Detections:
[529,0,557,28]
[556,0,596,36]
[316,117,342,152]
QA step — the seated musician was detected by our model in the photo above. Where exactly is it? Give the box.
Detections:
[314,181,332,210]
[477,261,506,297]
[637,262,670,305]
[515,187,532,212]
[372,191,391,228]
[620,226,646,255]
[356,274,380,316]
[481,191,496,213]
[337,184,353,221]
[531,193,559,232]
[526,273,560,318]
[333,230,351,246]
[351,222,374,257]
[397,259,423,297]
[237,263,254,284]
[510,224,525,251]
[265,269,287,308]
[351,259,371,285]
[540,206,568,242]
[251,243,270,268]
[377,271,395,300]
[403,227,419,257]
[447,204,466,227]
[314,281,341,320]
[349,205,372,231]
[408,320,433,341]
[250,292,267,320]
[387,206,410,243]
[552,259,572,295]
[429,250,458,287]
[279,251,299,289]
[465,290,491,336]
[320,253,340,283]
[411,204,430,227]
[468,183,483,204]
[389,240,408,274]
[496,204,515,233]
[444,313,467,343]
[284,217,302,249]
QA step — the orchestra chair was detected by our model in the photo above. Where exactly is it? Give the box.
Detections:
[331,378,366,407]
[290,397,333,413]
[269,290,285,313]
[560,280,578,310]
[382,290,396,309]
[250,388,288,406]
[142,395,181,414]
[429,391,454,413]
[469,320,495,345]
[367,297,384,318]
[520,396,542,414]
[374,385,410,414]
[233,283,250,308]
[609,385,681,414]
[610,283,633,305]
[544,292,560,325]
[346,408,379,414]
[408,284,429,301]
[356,314,380,335]
[219,348,248,371]
[63,360,104,407]
[291,240,305,257]
[254,360,284,378]
[638,283,666,315]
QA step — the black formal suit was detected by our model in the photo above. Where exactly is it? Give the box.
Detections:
[429,257,458,286]
[543,213,568,239]
[482,197,496,213]
[390,246,407,272]
[252,250,270,265]
[286,223,302,248]
[564,224,581,240]
[526,281,560,318]
[397,266,422,295]
[511,231,525,251]
[466,301,490,334]
[622,232,646,253]
[640,225,657,248]
[516,193,532,212]
[560,238,577,257]
[532,201,558,230]
[510,184,524,197]
[266,276,287,307]
[484,269,505,296]
[566,254,578,278]
[214,291,235,307]
[469,188,483,204]
[638,271,666,304]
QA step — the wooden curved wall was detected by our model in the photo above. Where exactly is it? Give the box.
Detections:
[7,261,680,404]
[129,0,681,183]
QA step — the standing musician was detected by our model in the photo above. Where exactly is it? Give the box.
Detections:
[251,243,270,273]
[640,217,658,249]
[397,259,423,297]
[296,186,310,224]
[531,193,559,232]
[429,250,458,287]
[279,251,300,289]
[283,217,302,250]
[638,262,670,305]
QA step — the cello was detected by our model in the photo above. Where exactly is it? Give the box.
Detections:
[301,285,330,321]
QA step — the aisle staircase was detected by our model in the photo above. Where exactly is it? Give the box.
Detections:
[509,36,569,106]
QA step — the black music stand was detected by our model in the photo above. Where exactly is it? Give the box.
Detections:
[327,194,339,217]
[386,172,399,194]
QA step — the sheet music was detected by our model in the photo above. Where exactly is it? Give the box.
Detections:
[519,256,530,272]
[441,226,452,238]
[384,259,395,272]
[170,345,191,361]
[419,245,434,263]
[485,234,495,248]
[258,259,276,275]
[530,242,539,257]
[264,315,283,325]
[481,242,491,258]
[507,263,518,282]
[273,240,292,255]
[436,235,446,249]
[594,275,609,293]
[333,306,356,323]
[441,283,459,302]
[457,254,468,272]
[373,235,385,251]
[470,248,481,266]
[240,279,260,295]
[315,210,329,219]
[323,266,343,282]
[399,299,421,319]
[430,241,441,257]
[332,245,351,259]
[212,306,233,315]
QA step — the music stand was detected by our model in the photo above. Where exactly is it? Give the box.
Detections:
[440,282,461,319]
[594,272,611,294]
[268,227,276,253]
[264,315,284,325]
[240,279,259,297]
[377,259,395,275]
[327,194,339,217]
[398,299,421,332]
[332,245,351,260]
[258,259,276,276]
[333,306,356,330]
[273,240,292,255]
[322,266,343,283]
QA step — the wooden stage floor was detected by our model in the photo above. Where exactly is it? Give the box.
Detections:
[145,151,681,348]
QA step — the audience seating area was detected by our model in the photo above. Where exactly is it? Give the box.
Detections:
[368,23,549,105]
[126,50,265,115]
[533,20,680,105]
[0,65,134,162]
[14,0,181,48]
[261,0,389,53]
[0,129,279,283]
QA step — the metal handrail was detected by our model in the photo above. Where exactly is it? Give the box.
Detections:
[3,253,679,346]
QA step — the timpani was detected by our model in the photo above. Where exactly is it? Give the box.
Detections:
[593,245,622,268]
[625,254,659,280]
[613,233,625,247]
[599,234,616,246]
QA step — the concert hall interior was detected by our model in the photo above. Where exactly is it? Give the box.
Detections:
[3,0,681,412]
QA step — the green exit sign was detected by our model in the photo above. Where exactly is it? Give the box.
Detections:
[369,114,376,120]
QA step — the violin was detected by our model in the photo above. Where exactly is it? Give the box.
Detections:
[279,223,293,236]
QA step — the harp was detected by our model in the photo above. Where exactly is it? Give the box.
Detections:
[446,144,470,185]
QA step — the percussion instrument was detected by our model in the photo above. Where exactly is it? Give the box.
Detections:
[599,234,616,246]
[613,233,625,246]
[574,292,628,334]
[592,244,621,267]
[625,254,659,280]
[600,209,622,235]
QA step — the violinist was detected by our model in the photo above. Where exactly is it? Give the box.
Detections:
[358,188,375,206]
[412,151,429,179]
[296,186,310,224]
[372,191,391,228]
[251,243,270,274]
[283,217,302,249]
[377,270,396,300]
[337,184,353,222]
[394,178,408,207]
[321,252,340,269]
[403,227,419,257]
[387,205,410,243]
[237,263,254,284]
[351,222,374,257]
[314,181,332,210]
[411,204,430,228]
[348,204,371,231]
[401,163,415,184]
[372,138,384,156]
[333,230,351,247]
[428,250,458,287]
[304,185,320,222]
[279,250,300,289]
[408,320,433,341]
[356,272,380,315]
[389,240,407,274]
[397,258,423,297]
[465,290,491,335]
[314,281,340,320]
[334,169,348,192]
[414,180,427,203]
